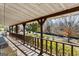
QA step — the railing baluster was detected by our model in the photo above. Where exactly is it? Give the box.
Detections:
[62,43,65,56]
[50,41,52,55]
[36,38,37,48]
[33,38,35,47]
[31,38,33,47]
[37,38,39,49]
[46,40,47,53]
[27,37,28,46]
[71,45,73,56]
[56,42,58,56]
[31,37,32,46]
[38,39,39,49]
[30,38,31,48]
[35,37,36,49]
[34,37,35,47]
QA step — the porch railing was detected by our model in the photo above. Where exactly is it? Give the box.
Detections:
[9,33,79,56]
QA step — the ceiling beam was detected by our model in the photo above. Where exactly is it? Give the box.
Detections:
[11,6,79,26]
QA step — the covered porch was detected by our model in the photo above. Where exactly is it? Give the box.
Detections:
[0,3,79,56]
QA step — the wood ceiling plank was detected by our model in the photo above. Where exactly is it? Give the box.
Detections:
[11,5,79,26]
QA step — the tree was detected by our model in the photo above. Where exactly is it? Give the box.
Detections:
[43,14,79,43]
[25,24,32,33]
[58,15,79,43]
[26,23,40,33]
[44,20,53,33]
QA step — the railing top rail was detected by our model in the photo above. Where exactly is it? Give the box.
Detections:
[44,38,79,47]
[36,32,79,39]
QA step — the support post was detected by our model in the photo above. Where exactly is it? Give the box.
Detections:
[15,25,18,34]
[9,26,11,36]
[10,26,13,33]
[12,26,13,33]
[15,25,18,40]
[37,18,46,55]
[23,23,26,44]
[9,26,11,33]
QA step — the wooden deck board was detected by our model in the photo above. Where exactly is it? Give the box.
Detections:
[6,36,49,56]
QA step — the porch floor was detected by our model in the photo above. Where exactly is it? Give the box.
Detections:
[5,35,49,56]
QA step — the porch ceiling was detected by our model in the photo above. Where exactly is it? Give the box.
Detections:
[0,3,79,26]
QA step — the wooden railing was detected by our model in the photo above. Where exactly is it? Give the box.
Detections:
[9,33,79,56]
[9,33,24,42]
